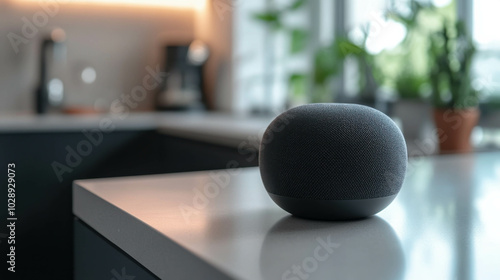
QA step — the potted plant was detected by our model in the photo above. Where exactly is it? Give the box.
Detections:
[429,21,479,153]
[310,37,376,104]
[384,2,437,140]
[253,1,380,107]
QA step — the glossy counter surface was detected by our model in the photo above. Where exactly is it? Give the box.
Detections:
[73,152,500,280]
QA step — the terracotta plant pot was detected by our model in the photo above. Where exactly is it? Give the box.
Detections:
[433,108,480,154]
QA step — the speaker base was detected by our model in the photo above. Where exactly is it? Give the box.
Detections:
[268,193,398,221]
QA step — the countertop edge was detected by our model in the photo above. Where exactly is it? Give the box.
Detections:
[72,182,235,280]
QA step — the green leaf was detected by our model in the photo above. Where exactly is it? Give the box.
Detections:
[288,0,306,11]
[396,72,427,99]
[290,29,308,54]
[314,45,341,84]
[428,20,477,108]
[252,11,281,29]
[289,73,307,98]
[336,39,364,58]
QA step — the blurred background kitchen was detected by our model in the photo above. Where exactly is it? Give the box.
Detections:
[1,0,499,151]
[0,0,500,278]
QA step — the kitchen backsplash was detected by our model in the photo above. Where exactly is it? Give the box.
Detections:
[0,1,199,113]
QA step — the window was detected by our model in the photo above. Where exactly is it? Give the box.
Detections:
[472,0,500,99]
[233,0,499,112]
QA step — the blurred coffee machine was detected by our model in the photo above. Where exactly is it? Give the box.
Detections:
[155,40,209,111]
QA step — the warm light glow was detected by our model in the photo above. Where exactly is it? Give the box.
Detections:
[15,0,206,10]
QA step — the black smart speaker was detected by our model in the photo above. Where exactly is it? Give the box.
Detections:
[259,103,407,220]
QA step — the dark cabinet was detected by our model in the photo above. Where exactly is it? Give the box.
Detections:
[0,130,258,279]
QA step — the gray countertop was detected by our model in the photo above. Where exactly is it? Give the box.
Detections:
[0,112,272,147]
[73,152,500,280]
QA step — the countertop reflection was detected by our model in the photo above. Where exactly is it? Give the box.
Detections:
[260,216,404,280]
[378,152,500,280]
[73,152,500,280]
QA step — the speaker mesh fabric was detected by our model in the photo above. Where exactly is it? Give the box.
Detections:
[259,104,407,200]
